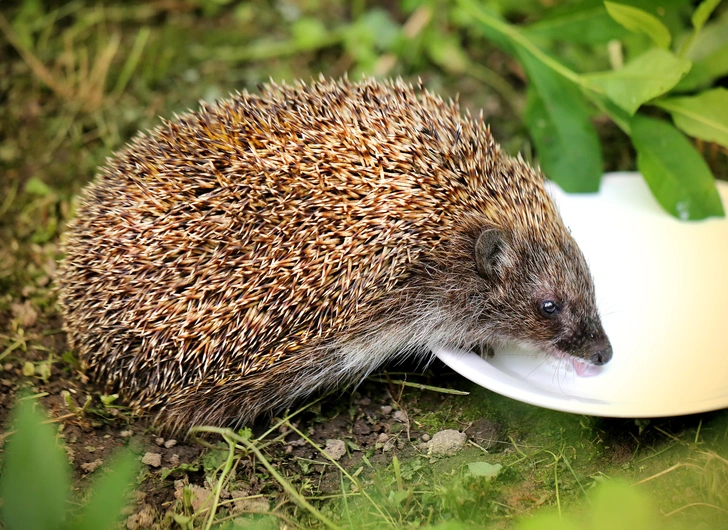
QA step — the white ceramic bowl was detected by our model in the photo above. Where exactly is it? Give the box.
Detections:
[434,172,728,417]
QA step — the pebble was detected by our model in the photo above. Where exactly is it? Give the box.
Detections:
[174,483,213,512]
[164,439,177,448]
[141,452,162,468]
[393,410,407,422]
[322,439,346,461]
[426,429,467,456]
[10,301,37,328]
[380,405,393,415]
[81,459,103,473]
[230,490,270,514]
[125,505,155,530]
[154,437,165,447]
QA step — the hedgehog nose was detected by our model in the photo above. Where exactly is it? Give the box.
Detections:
[590,344,613,366]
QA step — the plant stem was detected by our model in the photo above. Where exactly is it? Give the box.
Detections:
[458,0,584,87]
[195,426,342,530]
[203,433,238,530]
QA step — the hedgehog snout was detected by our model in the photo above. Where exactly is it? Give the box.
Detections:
[555,321,613,366]
[588,338,613,366]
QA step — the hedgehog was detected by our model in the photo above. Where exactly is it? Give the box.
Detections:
[59,76,612,432]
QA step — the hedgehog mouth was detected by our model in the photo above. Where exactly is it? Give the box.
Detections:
[471,340,605,377]
[551,351,602,378]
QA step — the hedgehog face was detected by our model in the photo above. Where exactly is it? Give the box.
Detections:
[474,228,612,371]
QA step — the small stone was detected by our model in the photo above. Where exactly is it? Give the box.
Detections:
[11,301,38,328]
[231,492,269,514]
[81,459,103,473]
[154,437,164,446]
[380,405,393,415]
[186,484,213,512]
[421,433,431,442]
[120,430,133,438]
[141,452,162,468]
[393,410,407,422]
[3,363,12,371]
[427,429,467,456]
[322,439,346,461]
[125,504,155,530]
[358,397,371,406]
[168,454,180,467]
[164,439,177,448]
[377,433,389,443]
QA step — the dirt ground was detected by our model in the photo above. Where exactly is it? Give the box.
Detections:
[2,2,728,529]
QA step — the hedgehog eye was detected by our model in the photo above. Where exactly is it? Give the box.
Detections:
[539,300,560,318]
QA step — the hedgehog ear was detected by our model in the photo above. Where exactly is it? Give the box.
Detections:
[475,229,504,279]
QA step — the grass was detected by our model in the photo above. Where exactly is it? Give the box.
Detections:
[1,1,727,529]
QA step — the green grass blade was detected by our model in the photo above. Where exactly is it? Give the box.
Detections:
[72,449,139,530]
[591,480,655,530]
[0,398,71,530]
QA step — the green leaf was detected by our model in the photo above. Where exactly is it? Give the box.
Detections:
[357,8,400,51]
[467,462,502,480]
[692,0,722,31]
[685,11,728,62]
[585,91,632,134]
[584,48,691,115]
[518,49,602,192]
[676,45,728,91]
[291,18,329,50]
[630,114,724,220]
[0,398,71,530]
[73,450,140,530]
[343,8,400,70]
[654,88,728,148]
[525,4,627,44]
[455,0,516,54]
[604,1,672,49]
[25,176,53,196]
[676,14,728,91]
[427,33,469,74]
